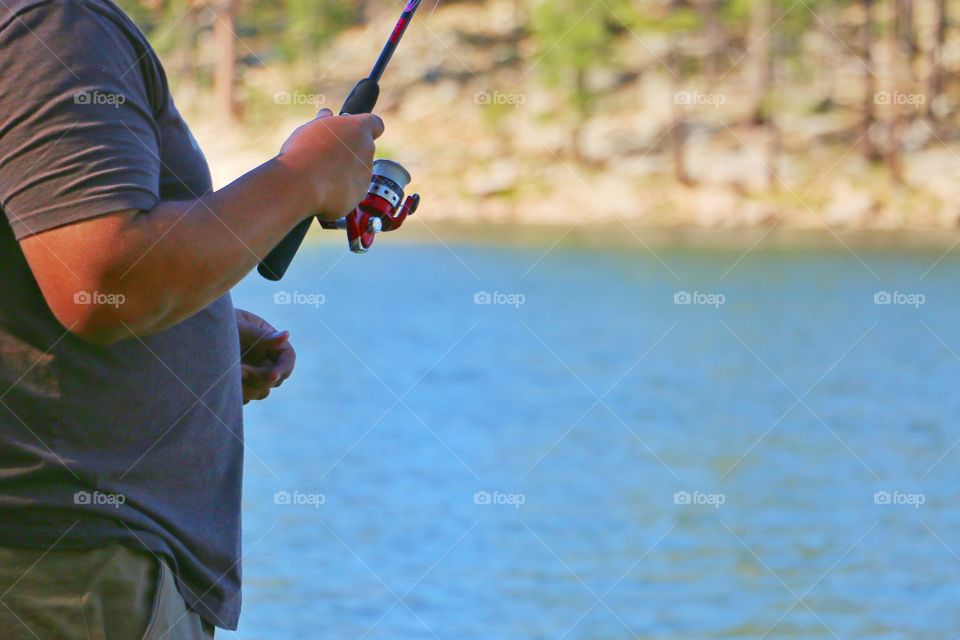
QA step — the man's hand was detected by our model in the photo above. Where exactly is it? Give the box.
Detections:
[276,108,385,222]
[236,308,296,404]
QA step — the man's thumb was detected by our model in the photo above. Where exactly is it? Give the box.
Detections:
[316,108,334,119]
[361,114,385,139]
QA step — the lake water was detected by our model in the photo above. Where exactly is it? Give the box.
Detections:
[231,236,960,639]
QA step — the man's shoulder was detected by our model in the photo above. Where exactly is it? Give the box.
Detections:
[0,0,130,35]
[0,0,52,25]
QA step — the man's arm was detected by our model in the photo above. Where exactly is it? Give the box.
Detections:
[0,2,382,345]
[19,111,384,345]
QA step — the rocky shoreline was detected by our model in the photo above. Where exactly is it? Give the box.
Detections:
[184,0,960,236]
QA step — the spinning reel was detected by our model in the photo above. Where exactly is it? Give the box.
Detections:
[319,159,420,253]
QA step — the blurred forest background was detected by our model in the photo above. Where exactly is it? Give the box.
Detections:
[118,0,960,230]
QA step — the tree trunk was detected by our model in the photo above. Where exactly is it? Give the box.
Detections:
[212,0,237,121]
[886,0,904,184]
[885,118,904,184]
[703,0,725,81]
[895,0,917,59]
[765,123,781,191]
[571,67,591,163]
[861,0,879,161]
[747,0,772,125]
[176,6,198,89]
[668,49,691,185]
[359,0,379,24]
[814,5,836,110]
[927,0,947,120]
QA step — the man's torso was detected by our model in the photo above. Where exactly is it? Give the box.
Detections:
[0,0,244,629]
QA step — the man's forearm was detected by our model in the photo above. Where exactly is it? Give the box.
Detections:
[122,157,313,333]
[23,156,316,344]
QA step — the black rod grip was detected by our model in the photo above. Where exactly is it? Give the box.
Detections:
[257,78,381,280]
[340,77,380,115]
[257,217,312,281]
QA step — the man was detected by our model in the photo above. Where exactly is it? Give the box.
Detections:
[0,0,383,637]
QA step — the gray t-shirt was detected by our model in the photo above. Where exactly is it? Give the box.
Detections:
[0,0,243,629]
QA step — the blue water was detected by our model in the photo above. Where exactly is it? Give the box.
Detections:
[231,238,960,639]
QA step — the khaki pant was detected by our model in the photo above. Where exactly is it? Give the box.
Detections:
[0,545,215,640]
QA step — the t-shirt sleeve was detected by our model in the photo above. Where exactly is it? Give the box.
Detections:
[0,0,162,240]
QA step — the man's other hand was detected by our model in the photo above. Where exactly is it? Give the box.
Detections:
[236,308,296,403]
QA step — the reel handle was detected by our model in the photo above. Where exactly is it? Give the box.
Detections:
[257,78,381,281]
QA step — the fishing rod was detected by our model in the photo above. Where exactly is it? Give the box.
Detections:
[258,0,424,281]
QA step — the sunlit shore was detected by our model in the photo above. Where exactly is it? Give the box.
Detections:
[298,218,960,253]
[195,108,960,245]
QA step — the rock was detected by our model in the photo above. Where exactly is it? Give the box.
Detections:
[579,119,623,164]
[901,118,935,151]
[822,182,877,227]
[740,201,779,227]
[510,118,570,157]
[591,173,648,220]
[931,94,953,120]
[938,202,960,227]
[692,143,771,193]
[693,187,739,227]
[466,160,519,197]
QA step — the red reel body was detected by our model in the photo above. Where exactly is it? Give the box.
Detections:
[321,159,419,253]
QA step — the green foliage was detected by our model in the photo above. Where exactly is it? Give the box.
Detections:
[723,0,753,25]
[532,0,611,79]
[631,4,701,33]
[115,0,359,59]
[531,0,630,115]
[280,0,358,61]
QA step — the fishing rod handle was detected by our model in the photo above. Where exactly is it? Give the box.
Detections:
[340,77,380,116]
[257,79,381,281]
